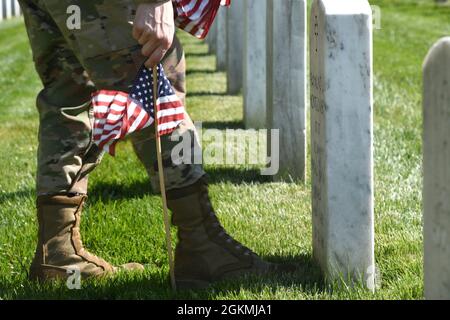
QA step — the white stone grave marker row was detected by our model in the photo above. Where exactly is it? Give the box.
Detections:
[1,0,21,21]
[207,0,375,290]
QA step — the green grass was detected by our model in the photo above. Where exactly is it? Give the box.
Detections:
[1,0,449,299]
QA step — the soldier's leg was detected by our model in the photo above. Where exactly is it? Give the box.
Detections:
[38,0,289,287]
[129,38,283,288]
[130,35,205,192]
[21,2,96,196]
[20,0,142,280]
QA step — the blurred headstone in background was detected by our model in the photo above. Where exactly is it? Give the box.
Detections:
[266,0,307,182]
[243,0,267,129]
[423,37,450,300]
[226,0,244,94]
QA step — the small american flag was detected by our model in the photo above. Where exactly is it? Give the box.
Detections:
[92,65,185,156]
[91,0,230,155]
[175,0,231,39]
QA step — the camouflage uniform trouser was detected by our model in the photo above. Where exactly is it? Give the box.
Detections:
[19,0,205,196]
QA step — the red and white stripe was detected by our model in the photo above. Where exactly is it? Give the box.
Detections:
[174,0,230,39]
[92,90,153,155]
[92,91,185,155]
[155,94,185,135]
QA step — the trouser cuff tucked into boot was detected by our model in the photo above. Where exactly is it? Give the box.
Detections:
[30,194,143,281]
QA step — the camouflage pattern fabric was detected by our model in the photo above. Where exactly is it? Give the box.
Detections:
[19,0,205,195]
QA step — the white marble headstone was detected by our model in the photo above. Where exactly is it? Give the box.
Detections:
[207,18,218,54]
[310,0,375,291]
[6,0,13,19]
[423,37,450,300]
[226,0,245,94]
[243,0,267,129]
[266,0,307,181]
[215,6,227,72]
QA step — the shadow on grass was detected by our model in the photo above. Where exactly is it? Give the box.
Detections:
[205,167,271,185]
[185,52,212,58]
[186,91,228,97]
[186,69,217,76]
[0,167,271,205]
[2,253,325,299]
[87,167,272,202]
[196,253,326,299]
[201,120,244,130]
[88,180,156,201]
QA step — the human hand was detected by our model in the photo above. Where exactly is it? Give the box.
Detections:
[132,2,175,68]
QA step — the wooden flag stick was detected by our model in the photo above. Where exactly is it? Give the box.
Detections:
[152,67,176,291]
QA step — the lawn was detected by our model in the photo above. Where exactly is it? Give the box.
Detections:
[1,0,449,300]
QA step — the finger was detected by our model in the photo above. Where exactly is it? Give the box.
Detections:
[137,30,154,46]
[142,36,171,57]
[144,47,167,68]
[132,28,143,41]
[163,35,173,51]
[141,40,160,58]
[132,22,145,41]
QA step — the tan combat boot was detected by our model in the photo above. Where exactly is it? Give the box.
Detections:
[167,177,285,289]
[29,195,143,281]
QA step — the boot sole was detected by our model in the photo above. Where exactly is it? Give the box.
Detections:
[29,265,70,281]
[174,265,274,290]
[29,264,112,282]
